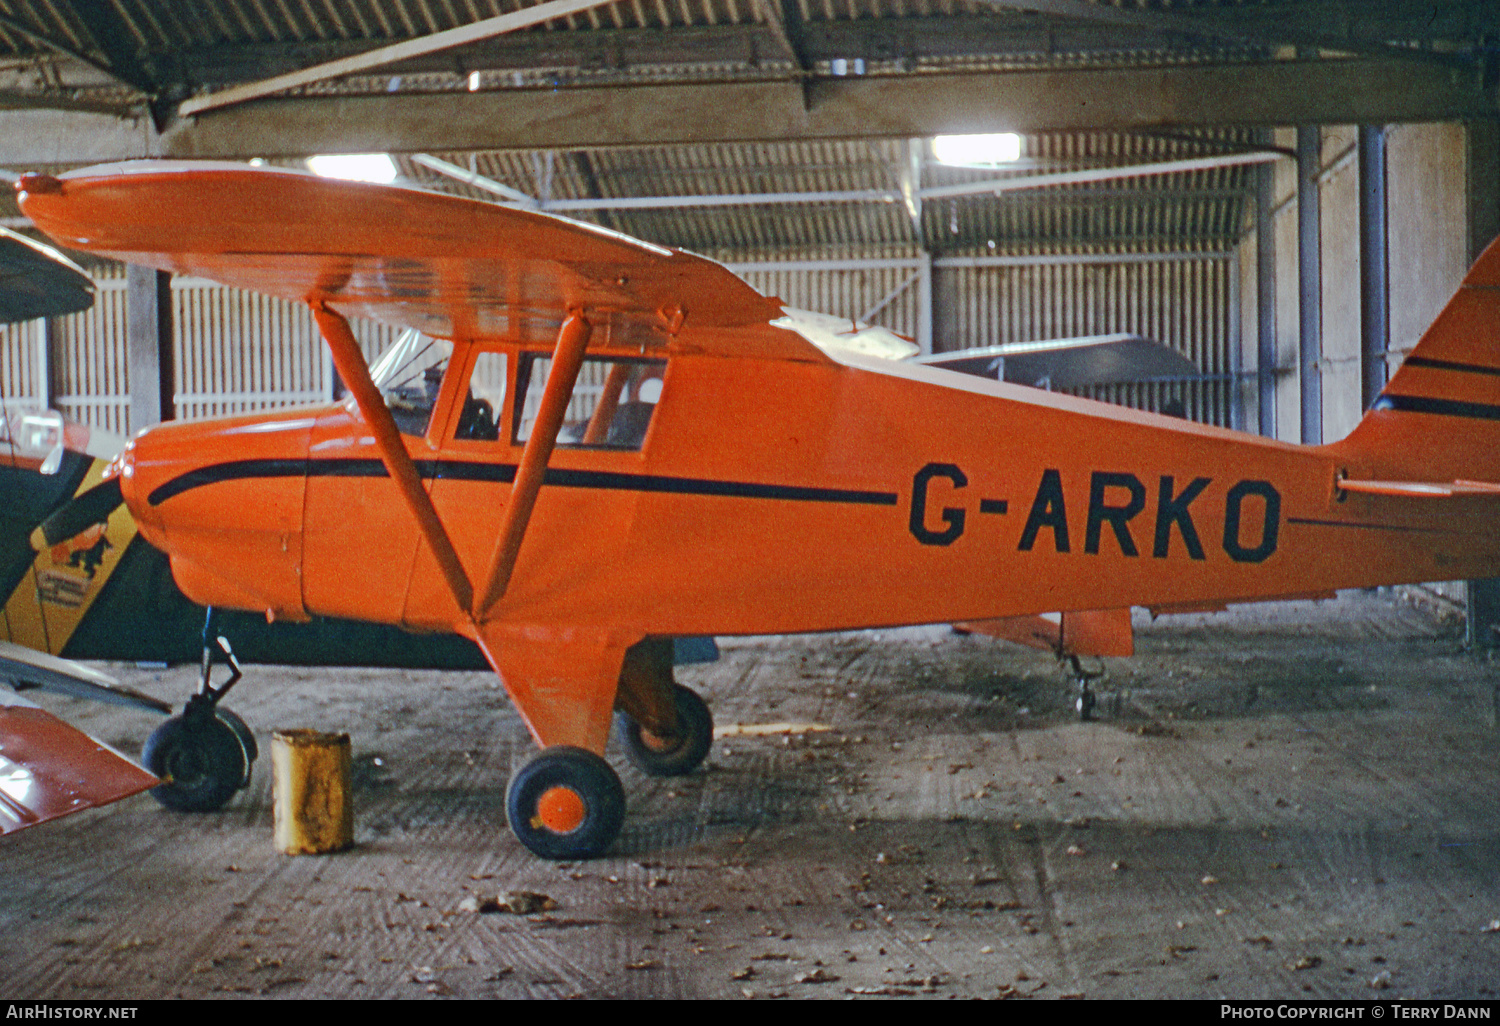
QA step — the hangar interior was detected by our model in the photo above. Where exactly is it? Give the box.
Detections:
[1,0,1499,1001]
[0,2,1493,448]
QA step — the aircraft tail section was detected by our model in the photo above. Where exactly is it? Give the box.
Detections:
[1335,235,1500,486]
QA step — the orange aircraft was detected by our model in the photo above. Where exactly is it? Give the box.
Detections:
[17,160,1500,859]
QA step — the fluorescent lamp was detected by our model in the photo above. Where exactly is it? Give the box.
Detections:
[307,153,399,184]
[931,133,1023,167]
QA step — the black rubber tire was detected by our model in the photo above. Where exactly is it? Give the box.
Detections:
[141,715,248,812]
[505,746,625,860]
[213,708,258,781]
[617,684,713,778]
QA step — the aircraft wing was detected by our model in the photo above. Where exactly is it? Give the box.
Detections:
[914,333,1199,389]
[17,161,818,361]
[0,226,94,323]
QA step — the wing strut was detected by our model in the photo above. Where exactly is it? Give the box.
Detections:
[311,302,475,618]
[476,310,593,620]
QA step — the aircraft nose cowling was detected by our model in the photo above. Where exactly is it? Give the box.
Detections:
[119,410,319,623]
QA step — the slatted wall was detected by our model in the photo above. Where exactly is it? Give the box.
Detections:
[941,255,1236,426]
[0,317,40,407]
[2,251,1236,433]
[51,269,131,434]
[732,258,925,339]
[0,269,398,435]
[732,251,1237,427]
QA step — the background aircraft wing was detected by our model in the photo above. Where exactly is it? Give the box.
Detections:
[0,685,158,836]
[18,161,822,362]
[1338,478,1500,498]
[914,333,1199,389]
[0,226,94,323]
[0,641,171,714]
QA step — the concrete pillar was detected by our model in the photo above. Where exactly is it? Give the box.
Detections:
[930,261,961,354]
[126,265,174,432]
[917,250,933,357]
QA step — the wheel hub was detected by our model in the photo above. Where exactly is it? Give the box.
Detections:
[533,785,586,834]
[167,746,207,784]
[637,728,680,754]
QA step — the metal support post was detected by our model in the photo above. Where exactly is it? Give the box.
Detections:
[1296,124,1322,445]
[1359,125,1389,411]
[1463,119,1500,653]
[917,250,933,357]
[1256,152,1276,438]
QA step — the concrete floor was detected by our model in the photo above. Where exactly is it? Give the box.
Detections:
[1,590,1497,999]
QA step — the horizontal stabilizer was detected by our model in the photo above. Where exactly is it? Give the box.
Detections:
[0,690,158,834]
[0,641,172,714]
[1339,478,1500,499]
[1150,591,1336,617]
[957,608,1134,658]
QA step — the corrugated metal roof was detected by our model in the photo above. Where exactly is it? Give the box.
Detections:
[1,1,1490,95]
[394,130,1257,256]
[0,3,1483,259]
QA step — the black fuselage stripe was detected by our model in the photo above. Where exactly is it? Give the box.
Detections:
[148,457,898,508]
[147,458,309,505]
[1371,394,1500,421]
[1286,516,1448,535]
[1402,355,1500,377]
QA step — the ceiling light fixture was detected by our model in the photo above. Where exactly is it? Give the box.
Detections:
[931,133,1023,168]
[307,153,399,184]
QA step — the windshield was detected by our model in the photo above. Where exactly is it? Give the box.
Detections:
[371,330,453,436]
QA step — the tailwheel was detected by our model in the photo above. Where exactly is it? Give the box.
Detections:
[1066,654,1105,723]
[506,746,625,860]
[617,684,713,778]
[142,708,252,812]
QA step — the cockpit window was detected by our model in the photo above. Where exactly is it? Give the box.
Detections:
[453,350,507,442]
[372,330,453,437]
[514,355,666,451]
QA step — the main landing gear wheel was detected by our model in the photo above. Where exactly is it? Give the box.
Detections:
[617,684,713,778]
[141,710,252,812]
[506,747,625,860]
[213,707,259,767]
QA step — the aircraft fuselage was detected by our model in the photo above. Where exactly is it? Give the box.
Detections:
[115,337,1500,645]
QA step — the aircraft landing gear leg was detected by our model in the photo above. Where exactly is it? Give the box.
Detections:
[142,608,257,812]
[506,746,625,860]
